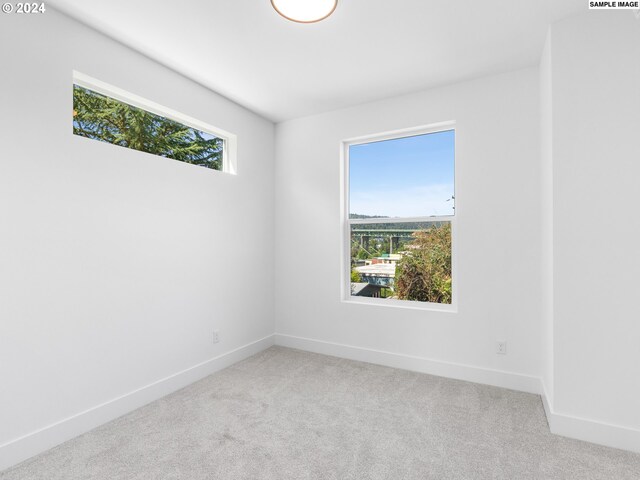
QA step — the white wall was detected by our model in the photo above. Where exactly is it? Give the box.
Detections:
[274,68,543,389]
[0,9,275,467]
[549,11,640,435]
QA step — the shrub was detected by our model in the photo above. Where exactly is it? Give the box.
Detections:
[351,269,362,283]
[395,223,452,304]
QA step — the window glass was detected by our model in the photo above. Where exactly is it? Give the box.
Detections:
[347,129,455,305]
[349,130,455,218]
[73,85,224,170]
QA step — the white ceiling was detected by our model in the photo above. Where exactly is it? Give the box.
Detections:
[49,0,586,122]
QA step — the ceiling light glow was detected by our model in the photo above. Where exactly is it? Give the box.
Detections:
[271,0,338,23]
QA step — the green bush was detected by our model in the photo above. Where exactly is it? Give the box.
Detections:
[395,223,452,304]
[350,269,362,283]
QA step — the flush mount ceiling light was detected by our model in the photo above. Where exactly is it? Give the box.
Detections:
[271,0,338,23]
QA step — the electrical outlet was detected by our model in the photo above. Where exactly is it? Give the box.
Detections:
[213,330,220,344]
[496,341,507,355]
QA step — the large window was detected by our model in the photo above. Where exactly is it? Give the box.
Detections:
[344,126,455,308]
[72,72,236,173]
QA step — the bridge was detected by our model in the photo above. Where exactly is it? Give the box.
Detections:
[351,229,416,254]
[351,229,416,238]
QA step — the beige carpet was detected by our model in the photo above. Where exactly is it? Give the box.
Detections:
[2,346,639,479]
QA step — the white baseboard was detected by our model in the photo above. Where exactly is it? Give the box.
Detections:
[274,333,542,394]
[4,332,637,471]
[541,383,640,454]
[276,333,640,454]
[0,334,275,472]
[277,335,639,454]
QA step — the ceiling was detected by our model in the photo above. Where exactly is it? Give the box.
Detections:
[49,0,586,122]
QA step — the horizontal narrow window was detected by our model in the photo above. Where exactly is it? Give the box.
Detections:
[344,127,455,307]
[72,72,235,173]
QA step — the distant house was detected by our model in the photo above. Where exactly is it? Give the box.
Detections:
[366,253,402,265]
[355,262,395,287]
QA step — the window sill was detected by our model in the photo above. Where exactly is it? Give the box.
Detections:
[342,296,458,313]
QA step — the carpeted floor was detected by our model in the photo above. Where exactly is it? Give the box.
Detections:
[2,346,639,479]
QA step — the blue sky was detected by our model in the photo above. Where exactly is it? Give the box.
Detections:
[349,129,455,217]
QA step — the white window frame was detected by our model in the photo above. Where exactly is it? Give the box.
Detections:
[340,121,458,312]
[72,71,237,174]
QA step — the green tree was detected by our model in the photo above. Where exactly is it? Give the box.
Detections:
[357,249,369,260]
[395,223,452,304]
[73,85,223,170]
[350,268,362,283]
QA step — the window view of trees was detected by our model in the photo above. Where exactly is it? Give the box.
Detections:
[395,223,452,304]
[73,85,223,170]
[348,129,455,305]
[350,221,452,304]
